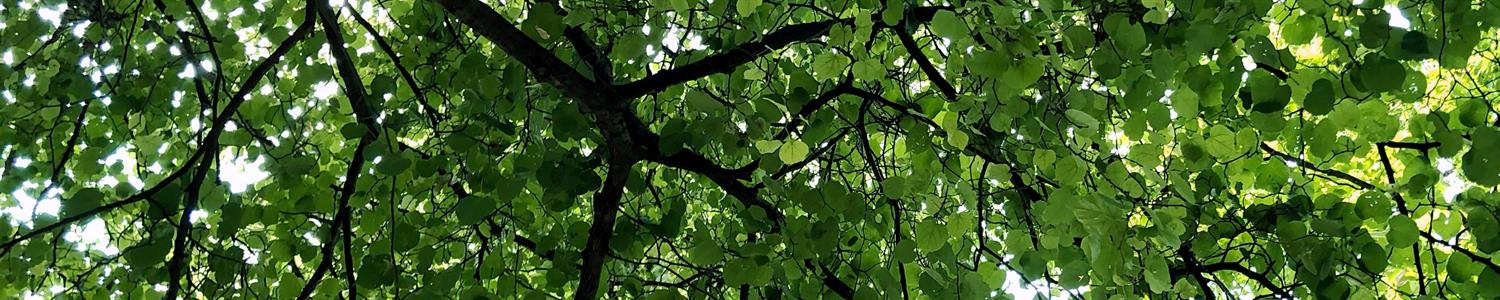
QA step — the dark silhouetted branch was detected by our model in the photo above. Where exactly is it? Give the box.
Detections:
[614,7,951,99]
[574,162,631,300]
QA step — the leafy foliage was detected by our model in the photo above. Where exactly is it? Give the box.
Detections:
[3,0,1500,298]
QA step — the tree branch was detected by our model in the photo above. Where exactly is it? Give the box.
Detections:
[427,0,611,110]
[806,260,854,299]
[429,0,643,161]
[775,78,854,140]
[538,0,612,83]
[1258,143,1376,190]
[1377,141,1441,151]
[613,6,951,99]
[565,26,612,83]
[645,148,785,230]
[855,98,909,299]
[1194,263,1293,299]
[345,3,443,128]
[294,136,372,300]
[1276,142,1500,278]
[297,2,380,298]
[893,25,957,100]
[162,138,216,300]
[574,162,631,300]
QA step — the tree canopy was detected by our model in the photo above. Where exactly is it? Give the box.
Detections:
[3,0,1500,298]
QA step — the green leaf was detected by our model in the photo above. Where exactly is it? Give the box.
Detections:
[811,52,851,82]
[1460,98,1491,127]
[455,196,497,226]
[1400,31,1430,56]
[1359,57,1407,93]
[853,60,885,81]
[376,155,411,174]
[735,0,761,16]
[1065,109,1099,128]
[946,130,970,149]
[657,202,686,238]
[1204,125,1242,159]
[1359,243,1388,272]
[1250,76,1291,113]
[340,123,367,139]
[893,239,918,262]
[1468,208,1500,253]
[689,239,724,266]
[64,188,105,217]
[970,50,1010,78]
[724,257,772,286]
[1282,14,1320,45]
[1144,255,1171,293]
[1464,126,1500,186]
[126,234,172,270]
[357,255,396,287]
[754,140,781,153]
[1105,13,1147,58]
[778,139,810,163]
[881,0,904,26]
[684,90,723,113]
[1303,78,1335,115]
[916,219,949,253]
[1386,215,1418,247]
[977,261,1006,289]
[1173,89,1199,119]
[929,11,969,39]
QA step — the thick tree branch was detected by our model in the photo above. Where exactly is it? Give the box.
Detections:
[565,26,613,83]
[430,0,643,161]
[320,5,379,131]
[427,0,610,109]
[646,149,785,229]
[774,78,854,140]
[539,0,612,83]
[614,7,951,99]
[1173,243,1220,300]
[1168,261,1281,299]
[433,0,794,232]
[1377,141,1440,151]
[574,162,631,300]
[320,3,373,298]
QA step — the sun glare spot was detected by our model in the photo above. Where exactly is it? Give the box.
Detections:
[312,81,340,99]
[218,149,271,193]
[1384,5,1411,29]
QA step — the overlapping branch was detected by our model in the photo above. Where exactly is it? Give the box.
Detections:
[295,1,380,298]
[612,6,951,99]
[574,162,630,299]
[423,1,966,297]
